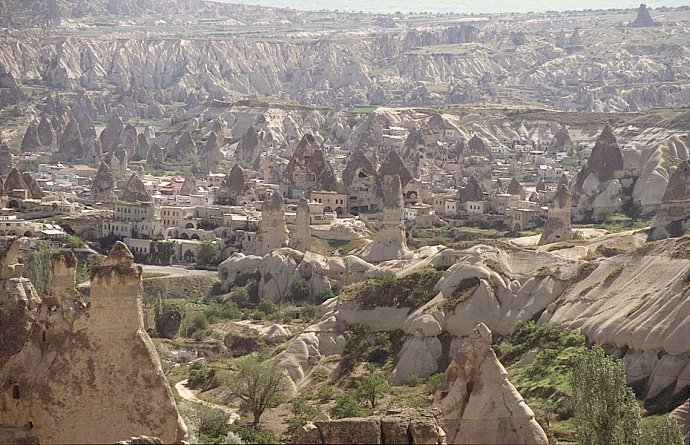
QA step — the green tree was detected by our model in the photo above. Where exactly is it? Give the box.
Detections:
[151,240,176,265]
[639,415,684,445]
[23,242,52,296]
[571,346,641,445]
[197,238,218,266]
[228,356,287,426]
[356,370,390,409]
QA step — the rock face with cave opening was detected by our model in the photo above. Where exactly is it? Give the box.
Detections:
[0,243,186,444]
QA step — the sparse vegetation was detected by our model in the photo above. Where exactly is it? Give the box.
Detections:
[338,267,443,310]
[442,277,481,308]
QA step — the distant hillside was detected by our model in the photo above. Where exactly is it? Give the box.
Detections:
[0,0,243,28]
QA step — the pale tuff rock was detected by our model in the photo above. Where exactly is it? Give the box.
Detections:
[179,175,198,196]
[247,192,289,256]
[0,142,14,176]
[546,126,571,158]
[342,149,382,213]
[37,115,55,148]
[237,125,261,168]
[507,177,525,198]
[289,199,311,252]
[4,168,29,197]
[119,173,153,203]
[457,176,485,203]
[284,134,339,194]
[100,112,124,153]
[379,149,415,188]
[146,144,165,169]
[92,161,116,203]
[168,131,196,161]
[434,323,548,445]
[21,172,44,200]
[0,242,186,443]
[539,183,573,245]
[20,120,41,153]
[648,161,690,241]
[631,3,657,27]
[0,240,40,368]
[467,135,493,159]
[292,410,447,445]
[572,125,626,218]
[214,164,246,205]
[55,117,83,162]
[362,175,410,262]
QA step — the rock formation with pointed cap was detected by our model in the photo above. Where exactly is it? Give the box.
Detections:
[4,168,30,197]
[289,199,311,253]
[179,176,198,196]
[379,149,414,188]
[214,164,247,205]
[21,172,44,199]
[92,161,116,203]
[648,161,690,241]
[434,323,549,444]
[0,242,187,443]
[247,192,289,256]
[539,183,573,245]
[631,4,657,27]
[363,175,410,262]
[0,142,14,176]
[119,173,152,203]
[284,134,338,195]
[237,125,261,168]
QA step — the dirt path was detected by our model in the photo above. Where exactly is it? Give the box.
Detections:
[175,379,240,424]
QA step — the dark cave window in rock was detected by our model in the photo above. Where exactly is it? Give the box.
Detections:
[42,330,47,342]
[12,384,20,400]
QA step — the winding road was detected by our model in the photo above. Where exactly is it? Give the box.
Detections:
[175,379,240,424]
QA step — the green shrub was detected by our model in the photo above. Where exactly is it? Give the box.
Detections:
[425,373,444,395]
[184,312,209,338]
[231,425,277,444]
[291,279,310,300]
[329,390,373,419]
[356,371,390,408]
[640,415,684,445]
[257,298,278,315]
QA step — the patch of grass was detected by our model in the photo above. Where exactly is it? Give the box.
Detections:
[442,277,481,309]
[338,267,443,310]
[496,321,587,443]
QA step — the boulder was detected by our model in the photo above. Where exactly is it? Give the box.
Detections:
[155,306,182,339]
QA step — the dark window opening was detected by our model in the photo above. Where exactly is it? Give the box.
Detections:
[42,330,47,343]
[12,384,20,399]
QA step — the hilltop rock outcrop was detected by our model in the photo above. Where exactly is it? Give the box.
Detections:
[21,172,44,200]
[631,4,657,27]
